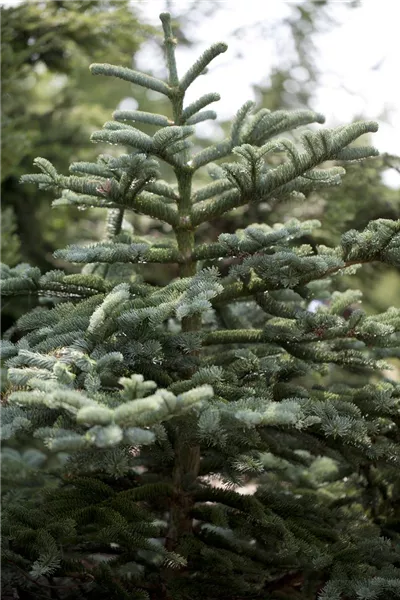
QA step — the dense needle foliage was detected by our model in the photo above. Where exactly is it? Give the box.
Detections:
[2,13,400,600]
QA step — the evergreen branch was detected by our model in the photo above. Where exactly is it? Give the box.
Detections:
[203,330,264,345]
[48,273,110,293]
[45,168,180,225]
[242,109,325,146]
[255,291,307,320]
[90,128,153,152]
[280,340,381,369]
[152,125,194,154]
[160,12,179,87]
[69,160,114,178]
[341,218,400,266]
[90,63,171,96]
[211,277,265,305]
[179,43,228,92]
[181,93,221,121]
[203,317,399,348]
[5,558,93,592]
[0,264,152,300]
[231,101,256,145]
[92,126,191,169]
[192,179,234,203]
[212,258,369,306]
[102,120,137,131]
[336,146,378,161]
[51,192,109,212]
[105,208,124,239]
[190,139,234,170]
[54,243,182,265]
[191,122,379,224]
[129,192,179,226]
[186,110,217,125]
[191,189,241,225]
[113,110,173,127]
[145,180,179,201]
[192,242,232,261]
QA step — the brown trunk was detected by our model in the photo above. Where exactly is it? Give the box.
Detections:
[166,440,200,552]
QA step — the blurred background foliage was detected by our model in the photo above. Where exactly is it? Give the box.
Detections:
[1,0,399,328]
[1,0,154,272]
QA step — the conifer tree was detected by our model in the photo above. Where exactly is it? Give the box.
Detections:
[2,13,400,600]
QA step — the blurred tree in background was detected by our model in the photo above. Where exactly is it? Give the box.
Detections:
[1,0,153,269]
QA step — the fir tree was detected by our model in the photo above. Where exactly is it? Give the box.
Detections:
[2,13,400,600]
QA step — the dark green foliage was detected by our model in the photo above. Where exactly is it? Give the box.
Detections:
[2,13,400,600]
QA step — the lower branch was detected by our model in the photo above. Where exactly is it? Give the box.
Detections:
[212,259,368,306]
[203,329,264,345]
